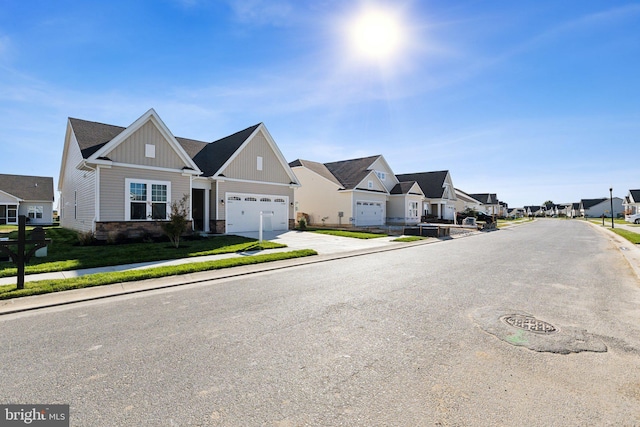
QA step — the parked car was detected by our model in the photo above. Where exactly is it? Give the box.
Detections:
[626,213,640,224]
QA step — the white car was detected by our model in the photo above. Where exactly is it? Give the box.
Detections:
[626,213,640,224]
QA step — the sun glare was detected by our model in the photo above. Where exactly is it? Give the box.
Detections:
[348,6,405,63]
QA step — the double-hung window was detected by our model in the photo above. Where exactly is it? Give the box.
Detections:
[126,179,170,220]
[28,205,43,219]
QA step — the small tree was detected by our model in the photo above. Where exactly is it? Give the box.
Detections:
[161,194,190,248]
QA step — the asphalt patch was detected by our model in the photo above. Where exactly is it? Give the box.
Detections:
[473,307,607,355]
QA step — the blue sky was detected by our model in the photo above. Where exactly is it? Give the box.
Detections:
[1,0,639,208]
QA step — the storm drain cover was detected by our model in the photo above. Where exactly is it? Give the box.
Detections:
[501,314,557,334]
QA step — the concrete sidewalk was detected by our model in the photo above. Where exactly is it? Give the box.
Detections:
[0,231,411,286]
[0,231,445,315]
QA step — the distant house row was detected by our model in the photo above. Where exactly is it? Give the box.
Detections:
[2,109,507,236]
[10,110,640,233]
[522,197,629,219]
[289,155,504,227]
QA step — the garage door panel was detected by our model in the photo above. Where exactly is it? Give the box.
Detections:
[226,193,288,233]
[356,200,384,226]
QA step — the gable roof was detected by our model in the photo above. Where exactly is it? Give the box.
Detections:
[289,159,343,187]
[66,112,296,182]
[189,124,261,177]
[0,174,54,201]
[629,189,640,203]
[390,181,423,195]
[395,171,449,199]
[469,193,498,204]
[581,198,607,209]
[455,188,483,204]
[69,118,126,159]
[323,155,382,189]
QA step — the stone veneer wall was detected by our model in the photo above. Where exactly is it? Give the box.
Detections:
[95,221,193,241]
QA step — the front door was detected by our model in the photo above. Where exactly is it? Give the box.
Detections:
[192,189,205,231]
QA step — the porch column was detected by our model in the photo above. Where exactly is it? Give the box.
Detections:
[204,190,210,232]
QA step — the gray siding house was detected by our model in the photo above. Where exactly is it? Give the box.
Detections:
[0,174,54,225]
[58,109,299,239]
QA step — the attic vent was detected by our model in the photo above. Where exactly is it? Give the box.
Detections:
[145,144,156,158]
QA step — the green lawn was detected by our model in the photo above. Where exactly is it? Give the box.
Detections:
[0,226,286,278]
[611,228,640,244]
[311,229,387,239]
[0,249,317,300]
[392,236,426,242]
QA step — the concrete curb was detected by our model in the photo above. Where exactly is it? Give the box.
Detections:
[585,220,640,281]
[0,237,446,316]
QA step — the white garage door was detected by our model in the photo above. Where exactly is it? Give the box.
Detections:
[355,201,384,226]
[226,193,289,233]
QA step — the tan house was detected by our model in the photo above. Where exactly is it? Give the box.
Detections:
[395,171,457,221]
[454,188,483,214]
[289,155,423,227]
[58,109,299,239]
[0,174,54,225]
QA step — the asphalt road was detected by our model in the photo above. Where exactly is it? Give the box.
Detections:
[1,219,640,426]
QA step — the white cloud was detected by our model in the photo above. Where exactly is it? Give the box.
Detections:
[225,0,294,26]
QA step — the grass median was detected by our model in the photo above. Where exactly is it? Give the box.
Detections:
[0,249,317,300]
[310,229,387,239]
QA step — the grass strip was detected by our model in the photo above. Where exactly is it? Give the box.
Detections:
[611,229,640,245]
[311,230,387,239]
[0,249,317,300]
[392,236,426,242]
[0,228,286,278]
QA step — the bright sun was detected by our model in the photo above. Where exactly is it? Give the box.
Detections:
[348,7,405,63]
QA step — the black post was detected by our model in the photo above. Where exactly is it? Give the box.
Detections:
[610,187,614,229]
[17,215,26,290]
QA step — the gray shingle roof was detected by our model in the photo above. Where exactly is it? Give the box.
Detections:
[581,198,607,209]
[390,181,420,195]
[289,159,343,187]
[69,118,125,158]
[629,189,640,203]
[469,193,498,204]
[323,155,381,189]
[395,171,448,198]
[0,174,54,201]
[68,116,262,178]
[191,124,261,176]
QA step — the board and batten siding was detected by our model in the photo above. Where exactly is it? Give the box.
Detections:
[99,166,191,221]
[106,121,187,170]
[215,180,293,221]
[220,130,292,184]
[60,130,96,234]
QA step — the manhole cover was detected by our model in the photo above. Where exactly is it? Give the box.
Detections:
[501,314,558,334]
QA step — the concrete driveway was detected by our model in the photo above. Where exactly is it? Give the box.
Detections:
[233,230,411,254]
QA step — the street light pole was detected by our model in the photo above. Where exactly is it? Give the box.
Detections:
[610,187,614,229]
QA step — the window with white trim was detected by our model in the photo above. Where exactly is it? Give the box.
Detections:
[409,201,419,218]
[125,179,171,220]
[376,171,386,181]
[28,205,43,219]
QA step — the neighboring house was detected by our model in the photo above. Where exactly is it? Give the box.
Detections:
[571,202,580,218]
[395,171,457,221]
[623,189,640,219]
[59,109,299,239]
[524,205,545,217]
[469,193,500,217]
[290,155,422,227]
[579,197,623,218]
[507,208,525,218]
[454,188,483,214]
[0,174,54,225]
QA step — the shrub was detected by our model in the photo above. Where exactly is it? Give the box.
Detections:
[77,231,96,246]
[161,194,190,248]
[298,217,307,230]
